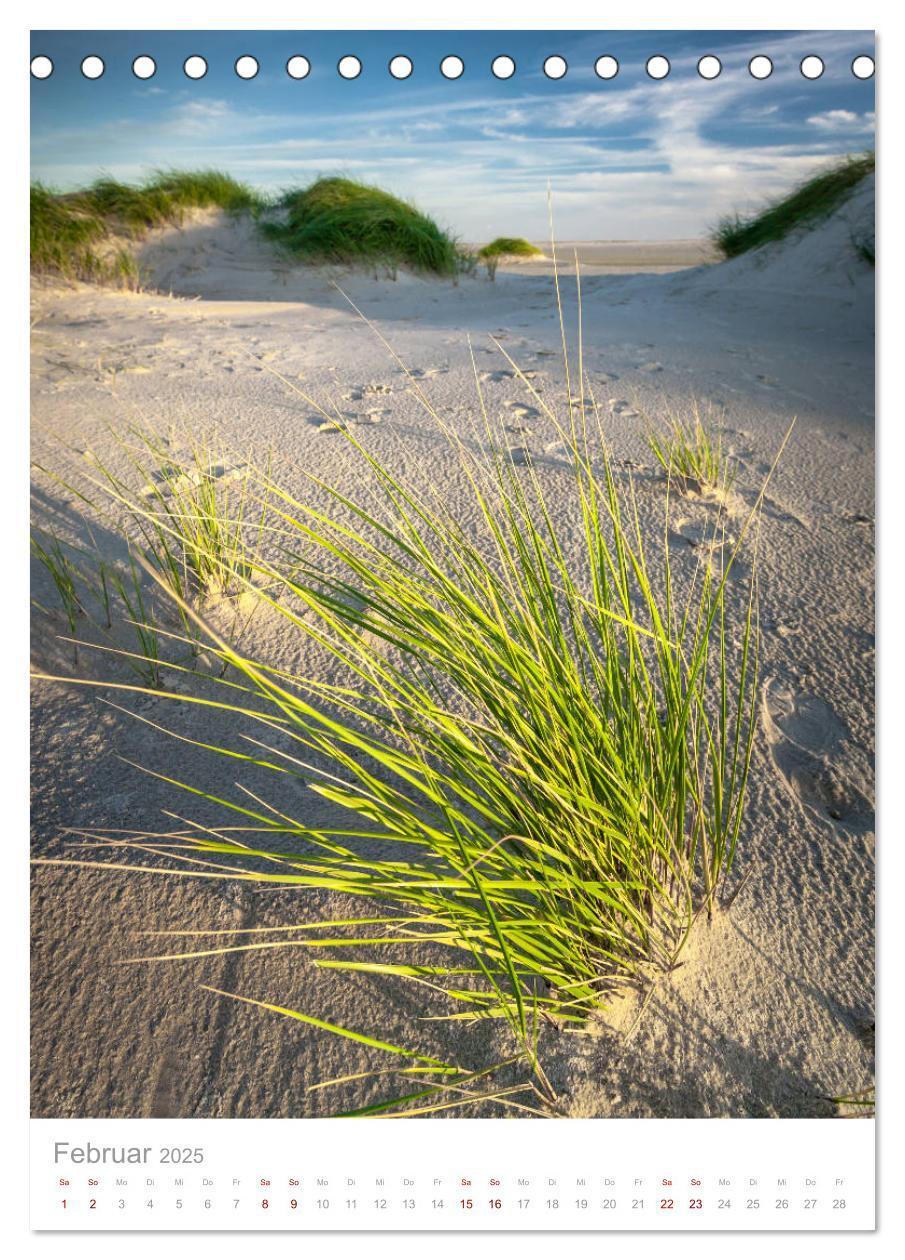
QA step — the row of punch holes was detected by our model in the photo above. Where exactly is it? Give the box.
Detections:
[31,52,876,82]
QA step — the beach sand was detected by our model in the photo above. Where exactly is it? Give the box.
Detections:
[30,179,875,1119]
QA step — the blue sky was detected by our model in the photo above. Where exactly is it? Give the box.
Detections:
[30,29,875,240]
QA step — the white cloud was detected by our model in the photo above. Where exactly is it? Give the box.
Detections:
[807,110,875,133]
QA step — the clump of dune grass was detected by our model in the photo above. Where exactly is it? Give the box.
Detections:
[34,281,788,1112]
[141,169,264,216]
[713,152,874,259]
[74,179,179,234]
[478,236,542,280]
[31,529,84,660]
[647,410,735,494]
[36,430,269,672]
[105,553,164,687]
[263,177,461,277]
[76,430,265,602]
[480,236,542,259]
[73,170,264,230]
[31,525,166,681]
[31,171,264,286]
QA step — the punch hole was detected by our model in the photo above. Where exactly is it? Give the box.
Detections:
[492,56,516,80]
[286,56,310,80]
[646,55,670,80]
[235,56,259,80]
[184,56,208,80]
[132,56,156,80]
[80,56,104,80]
[594,56,618,80]
[748,55,773,79]
[800,56,825,80]
[697,55,721,80]
[338,55,362,80]
[440,55,464,79]
[544,56,567,80]
[389,56,413,80]
[852,55,875,79]
[30,55,53,79]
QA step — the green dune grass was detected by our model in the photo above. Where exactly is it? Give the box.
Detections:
[263,176,462,276]
[31,171,264,284]
[713,152,875,259]
[478,237,542,260]
[478,236,543,279]
[34,172,465,284]
[30,183,114,283]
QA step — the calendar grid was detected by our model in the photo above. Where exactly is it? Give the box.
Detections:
[31,1119,875,1231]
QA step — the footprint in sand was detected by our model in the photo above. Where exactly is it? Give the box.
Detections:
[312,410,387,431]
[479,369,516,384]
[344,383,393,401]
[671,518,727,550]
[609,399,640,418]
[762,675,873,833]
[139,460,248,496]
[636,361,663,373]
[502,401,540,419]
[505,423,534,436]
[842,510,873,527]
[407,367,447,380]
[670,518,746,582]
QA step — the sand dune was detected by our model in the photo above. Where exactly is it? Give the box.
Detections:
[30,186,874,1118]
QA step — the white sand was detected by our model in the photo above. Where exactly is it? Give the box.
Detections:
[31,184,874,1118]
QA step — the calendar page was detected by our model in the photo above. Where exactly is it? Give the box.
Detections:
[28,14,876,1237]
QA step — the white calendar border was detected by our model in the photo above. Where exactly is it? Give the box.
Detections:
[13,1,887,29]
[8,3,900,1255]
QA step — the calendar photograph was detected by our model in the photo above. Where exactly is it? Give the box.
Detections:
[29,25,875,1143]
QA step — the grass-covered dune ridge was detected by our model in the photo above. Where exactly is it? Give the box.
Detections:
[31,170,264,284]
[32,171,465,283]
[713,152,875,260]
[263,176,462,276]
[82,170,264,227]
[30,182,124,285]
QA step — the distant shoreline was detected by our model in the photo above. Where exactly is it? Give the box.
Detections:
[464,239,719,274]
